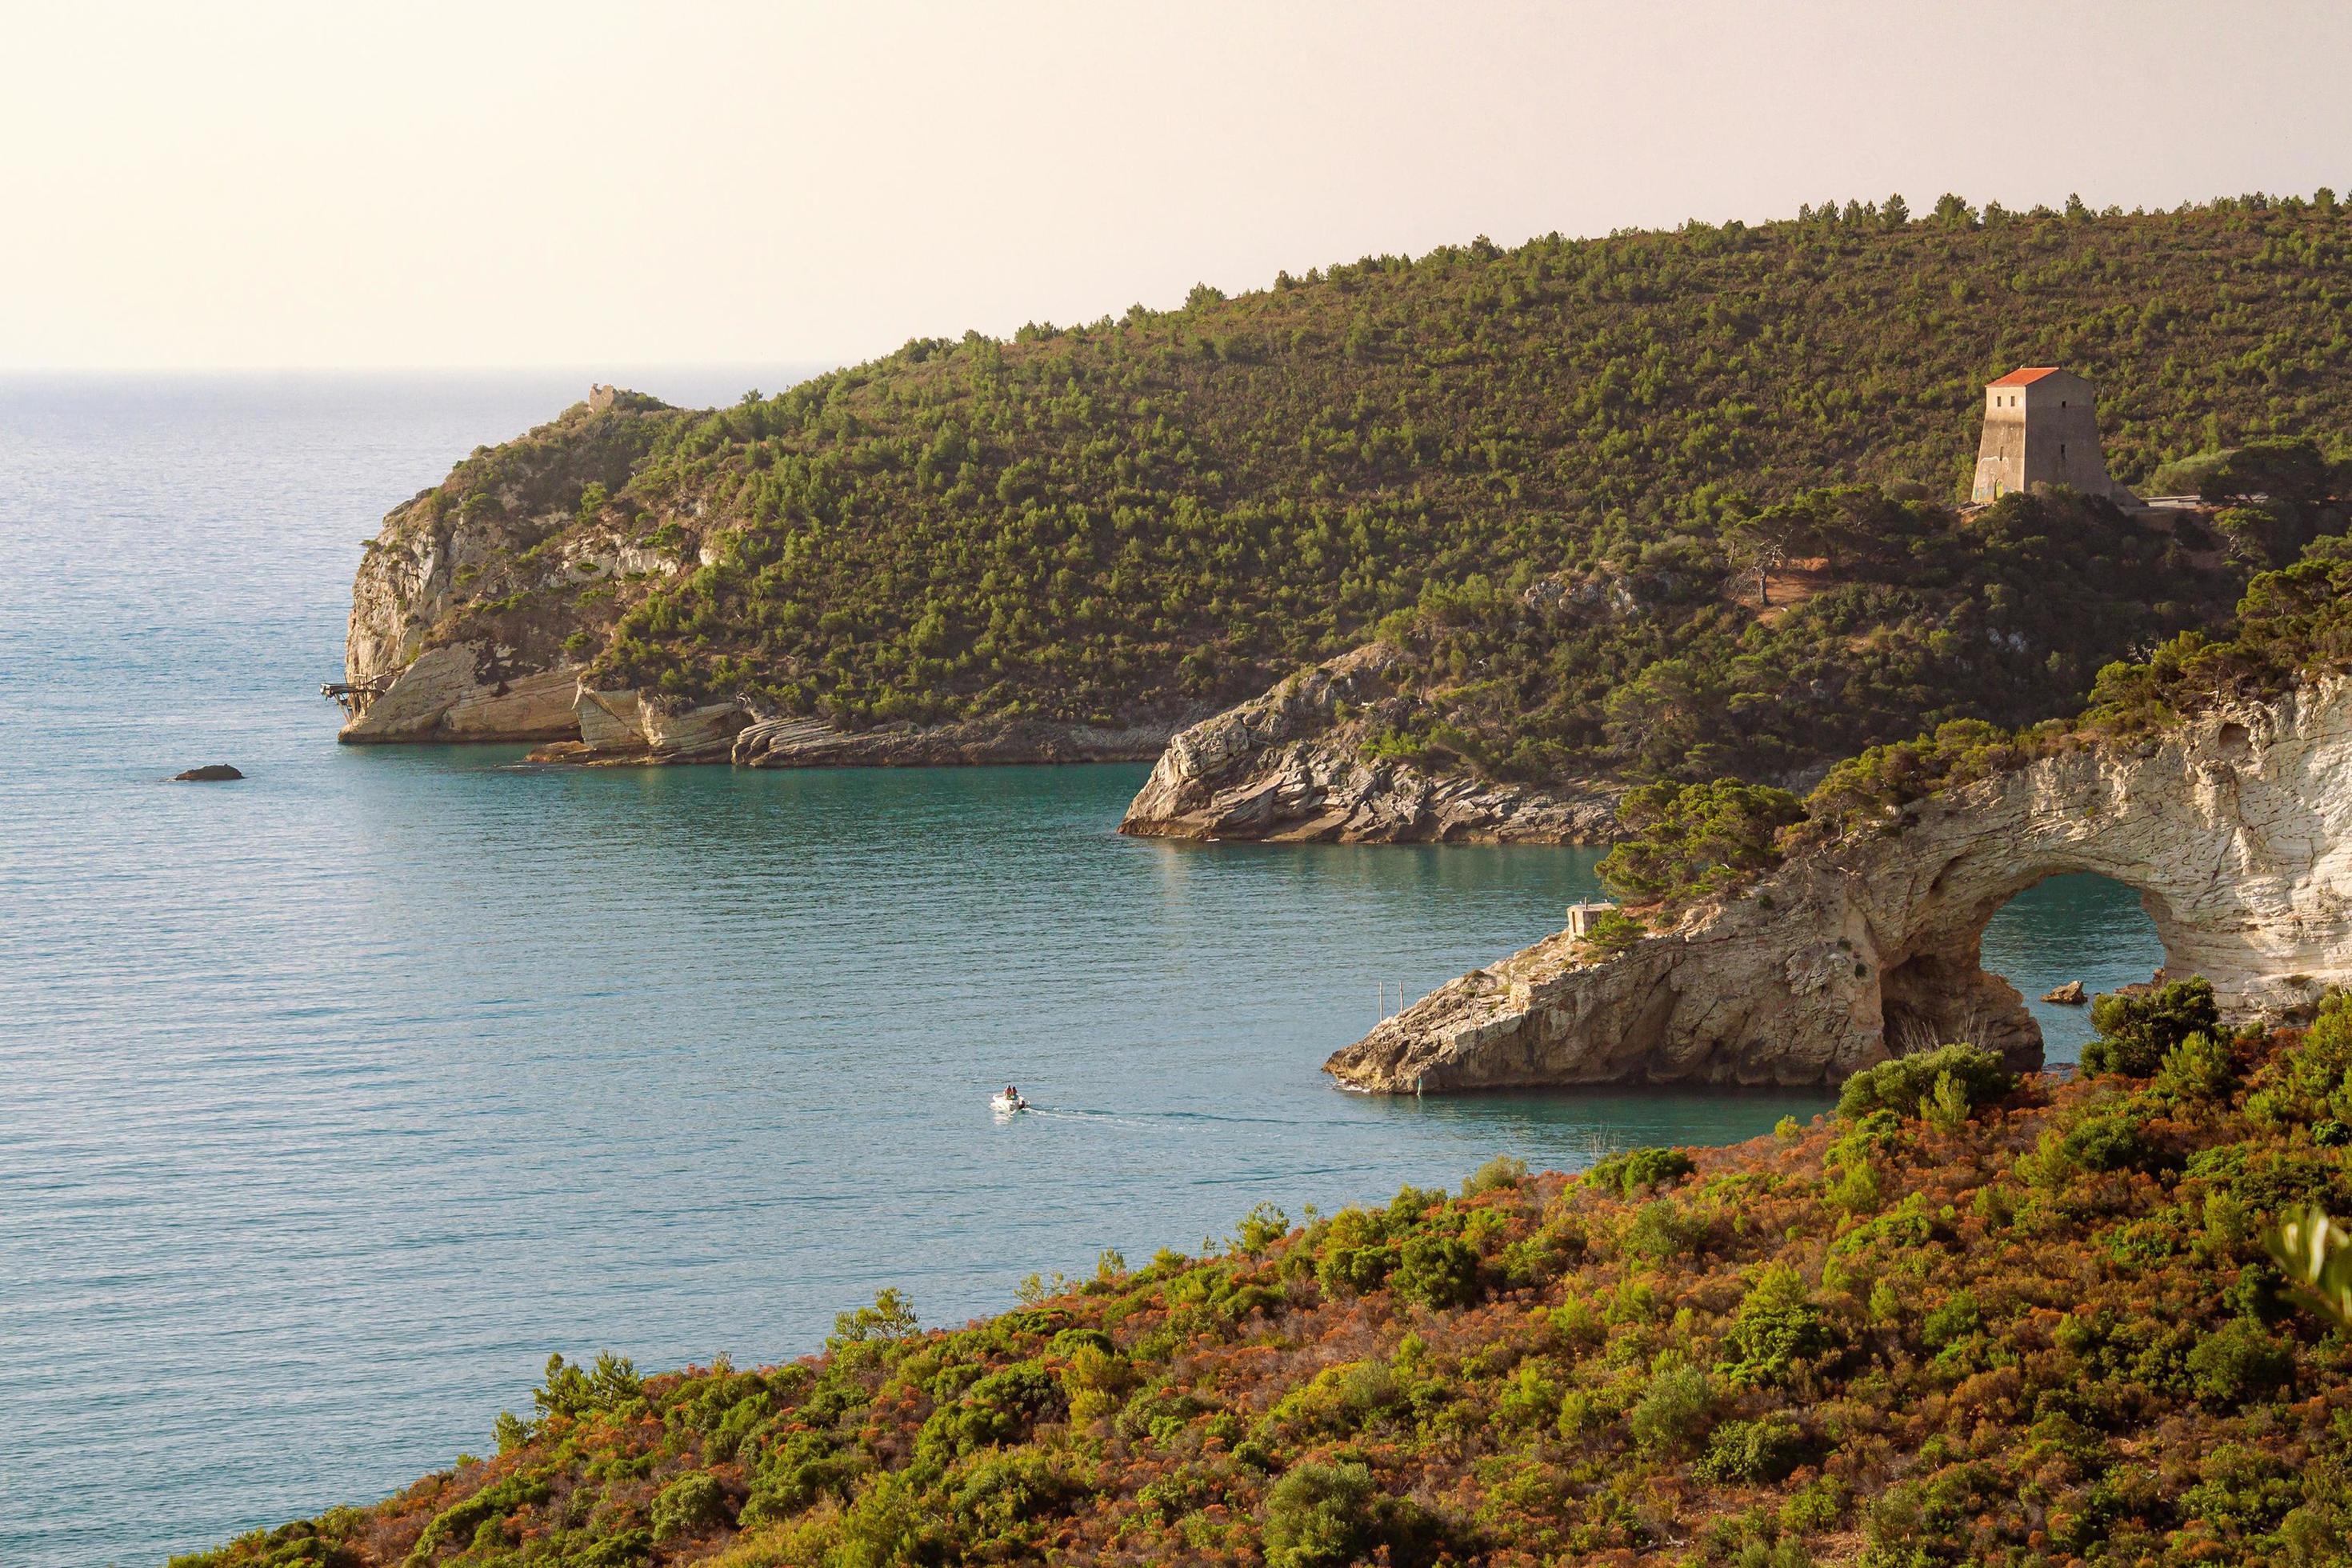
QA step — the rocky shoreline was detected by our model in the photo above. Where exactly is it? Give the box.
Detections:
[524,710,1171,769]
[336,612,1610,841]
[1117,643,1621,845]
[1326,677,2352,1094]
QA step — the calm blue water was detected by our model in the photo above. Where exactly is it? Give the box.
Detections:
[0,374,2158,1566]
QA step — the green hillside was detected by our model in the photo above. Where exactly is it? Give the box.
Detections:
[178,992,2352,1566]
[413,192,2352,778]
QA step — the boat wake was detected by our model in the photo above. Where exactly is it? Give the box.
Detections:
[996,1104,1305,1131]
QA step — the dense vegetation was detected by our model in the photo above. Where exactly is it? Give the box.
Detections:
[180,988,2352,1567]
[412,193,2352,785]
[1591,518,2352,915]
[1356,483,2249,786]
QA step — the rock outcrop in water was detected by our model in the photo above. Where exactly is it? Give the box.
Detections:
[1327,676,2352,1092]
[1120,644,1619,844]
[339,643,584,742]
[340,390,1178,767]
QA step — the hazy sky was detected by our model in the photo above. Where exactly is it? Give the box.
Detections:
[8,2,2350,372]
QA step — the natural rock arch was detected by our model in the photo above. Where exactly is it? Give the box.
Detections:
[1326,680,2352,1093]
[1874,857,2181,1066]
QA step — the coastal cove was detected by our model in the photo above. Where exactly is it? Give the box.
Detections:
[1,376,2158,1567]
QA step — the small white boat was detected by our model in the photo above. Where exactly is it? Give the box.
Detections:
[990,1090,1030,1114]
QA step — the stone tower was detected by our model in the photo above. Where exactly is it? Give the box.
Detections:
[1970,367,2122,502]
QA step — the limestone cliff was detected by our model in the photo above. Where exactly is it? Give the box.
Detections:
[1119,643,1619,844]
[338,643,582,743]
[338,388,682,743]
[1327,677,2352,1092]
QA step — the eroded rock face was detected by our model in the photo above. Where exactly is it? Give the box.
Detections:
[1120,644,1619,844]
[1327,678,2352,1093]
[734,716,1169,769]
[339,643,582,742]
[339,392,678,744]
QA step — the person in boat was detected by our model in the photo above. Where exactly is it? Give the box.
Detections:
[1003,1084,1020,1102]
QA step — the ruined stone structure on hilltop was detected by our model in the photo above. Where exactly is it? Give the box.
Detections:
[1970,366,2127,502]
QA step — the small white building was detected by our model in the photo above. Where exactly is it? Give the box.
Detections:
[1566,901,1618,939]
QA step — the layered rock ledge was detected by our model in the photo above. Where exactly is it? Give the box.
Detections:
[525,708,1170,768]
[1119,644,1620,844]
[338,643,582,743]
[1328,677,2352,1092]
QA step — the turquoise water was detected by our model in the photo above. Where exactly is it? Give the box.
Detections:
[1985,874,2166,1061]
[0,375,2157,1566]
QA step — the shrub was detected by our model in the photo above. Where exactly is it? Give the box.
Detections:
[1492,1362,1563,1431]
[1629,1362,1716,1452]
[1803,718,2035,828]
[2157,1030,2236,1102]
[1316,1240,1398,1297]
[1696,1415,1807,1484]
[1268,1360,1402,1438]
[919,1362,1063,1458]
[946,1450,1092,1534]
[1718,1262,1838,1387]
[1589,1146,1697,1196]
[403,1470,552,1561]
[830,1286,921,1347]
[1394,1231,1482,1309]
[2178,1442,2299,1537]
[1463,1154,1529,1194]
[2061,1111,2159,1173]
[1234,1202,1291,1251]
[2084,978,2220,1077]
[1624,1199,1709,1261]
[1060,1344,1131,1421]
[1049,1326,1114,1358]
[1827,1157,1884,1215]
[831,1470,940,1568]
[1260,1460,1434,1568]
[2250,990,2352,1126]
[1917,1070,1970,1131]
[649,1473,726,1542]
[742,1430,866,1524]
[533,1350,643,1420]
[2187,1319,2294,1408]
[1837,1043,2014,1121]
[1921,1290,1983,1350]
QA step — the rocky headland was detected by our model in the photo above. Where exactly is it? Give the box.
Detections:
[326,200,2338,803]
[1118,642,1620,844]
[1328,674,2352,1094]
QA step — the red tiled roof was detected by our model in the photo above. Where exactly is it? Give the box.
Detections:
[1988,366,2062,387]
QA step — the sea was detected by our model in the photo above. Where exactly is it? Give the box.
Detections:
[0,372,2164,1566]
